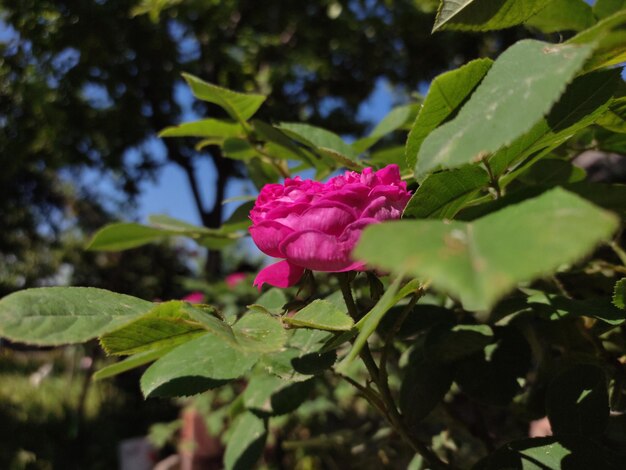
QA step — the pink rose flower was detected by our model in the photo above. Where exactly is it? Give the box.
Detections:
[182,292,205,303]
[249,164,411,289]
[225,272,247,289]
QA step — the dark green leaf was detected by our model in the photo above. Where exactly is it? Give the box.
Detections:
[400,347,453,425]
[403,165,489,219]
[525,0,594,33]
[475,436,623,470]
[406,59,492,170]
[433,0,549,32]
[0,287,151,345]
[425,324,494,363]
[182,73,265,123]
[223,412,267,470]
[140,333,260,398]
[613,278,626,309]
[243,374,314,416]
[546,364,609,436]
[594,0,626,19]
[416,40,592,178]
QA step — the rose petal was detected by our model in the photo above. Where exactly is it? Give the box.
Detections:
[279,230,353,272]
[253,260,305,290]
[299,201,357,235]
[375,164,401,185]
[249,220,294,257]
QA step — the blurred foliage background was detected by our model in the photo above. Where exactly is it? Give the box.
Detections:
[0,0,534,468]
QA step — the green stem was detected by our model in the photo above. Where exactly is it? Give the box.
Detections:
[609,240,626,267]
[338,276,450,469]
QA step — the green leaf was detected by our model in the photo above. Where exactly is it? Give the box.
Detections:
[406,59,492,171]
[369,146,406,169]
[355,188,619,310]
[475,436,623,470]
[525,0,594,33]
[517,159,586,186]
[159,118,243,138]
[403,165,489,219]
[86,223,171,251]
[546,364,609,436]
[243,374,314,416]
[284,299,354,331]
[87,218,239,252]
[223,411,267,470]
[490,70,620,177]
[338,276,416,368]
[100,301,208,356]
[222,137,258,160]
[262,328,335,382]
[353,105,414,153]
[93,347,172,381]
[232,312,287,353]
[454,327,531,405]
[140,333,260,398]
[425,324,494,362]
[597,97,626,133]
[400,347,453,425]
[251,120,318,167]
[182,73,265,124]
[415,40,593,178]
[0,287,152,345]
[613,278,626,309]
[277,122,361,169]
[527,292,626,325]
[568,9,626,72]
[594,0,626,20]
[248,288,287,315]
[433,0,548,32]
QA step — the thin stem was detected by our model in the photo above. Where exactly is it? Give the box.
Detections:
[609,240,626,267]
[482,158,501,199]
[338,273,359,320]
[337,275,449,469]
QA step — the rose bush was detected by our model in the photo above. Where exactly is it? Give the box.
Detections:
[249,164,411,289]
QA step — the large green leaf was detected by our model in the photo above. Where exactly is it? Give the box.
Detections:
[526,292,626,325]
[223,412,267,470]
[525,0,594,33]
[568,9,626,72]
[159,118,243,138]
[403,165,489,219]
[425,324,494,362]
[406,59,492,170]
[594,0,626,19]
[546,364,609,436]
[232,312,287,353]
[415,40,593,178]
[355,188,619,310]
[490,68,620,177]
[99,301,208,355]
[243,374,314,416]
[400,346,454,425]
[475,436,623,469]
[140,333,260,397]
[283,299,354,331]
[0,287,152,345]
[182,73,265,124]
[433,0,548,32]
